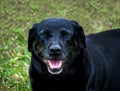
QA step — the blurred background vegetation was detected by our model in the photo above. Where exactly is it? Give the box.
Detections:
[0,0,119,91]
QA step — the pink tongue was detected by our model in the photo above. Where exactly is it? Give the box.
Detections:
[48,60,62,69]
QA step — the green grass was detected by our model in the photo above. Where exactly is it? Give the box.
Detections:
[0,0,119,90]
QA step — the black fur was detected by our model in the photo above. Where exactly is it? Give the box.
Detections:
[28,18,120,91]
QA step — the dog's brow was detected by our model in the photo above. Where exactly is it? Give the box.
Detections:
[60,28,73,34]
[38,29,47,33]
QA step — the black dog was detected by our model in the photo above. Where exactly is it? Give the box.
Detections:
[28,18,120,91]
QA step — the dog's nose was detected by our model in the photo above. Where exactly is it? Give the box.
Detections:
[49,44,62,55]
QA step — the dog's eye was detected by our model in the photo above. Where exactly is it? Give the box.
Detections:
[44,31,49,37]
[61,30,68,37]
[41,29,50,38]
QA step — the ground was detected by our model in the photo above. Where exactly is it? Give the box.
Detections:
[0,0,119,90]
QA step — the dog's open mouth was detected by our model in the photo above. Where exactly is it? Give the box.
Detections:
[44,59,63,74]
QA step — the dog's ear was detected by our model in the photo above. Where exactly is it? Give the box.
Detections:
[70,20,86,48]
[28,23,38,52]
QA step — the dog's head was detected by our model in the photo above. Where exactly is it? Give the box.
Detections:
[28,18,86,75]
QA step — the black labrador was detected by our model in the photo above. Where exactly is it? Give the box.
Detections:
[28,18,120,91]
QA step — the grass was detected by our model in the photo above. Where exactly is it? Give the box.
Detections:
[0,0,119,90]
